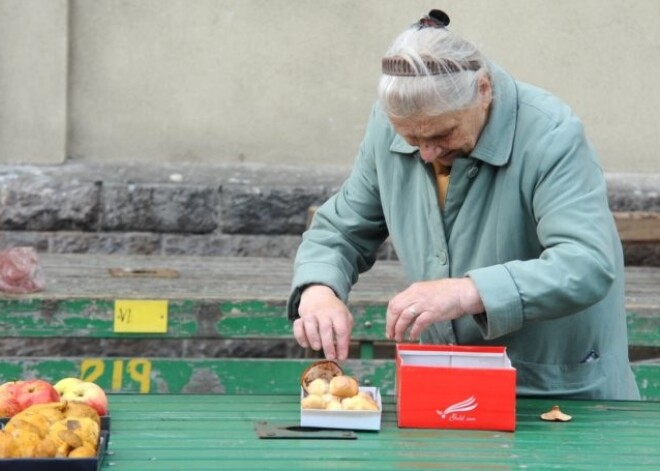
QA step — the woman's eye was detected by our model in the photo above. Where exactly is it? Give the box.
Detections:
[435,130,454,140]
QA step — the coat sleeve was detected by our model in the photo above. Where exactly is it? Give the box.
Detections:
[287,106,390,320]
[467,109,620,339]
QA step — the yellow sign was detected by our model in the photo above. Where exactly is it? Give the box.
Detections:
[114,300,168,333]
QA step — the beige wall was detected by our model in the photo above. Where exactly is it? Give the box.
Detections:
[0,0,68,164]
[1,0,659,172]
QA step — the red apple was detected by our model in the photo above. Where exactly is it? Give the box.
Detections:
[0,380,24,396]
[58,380,108,416]
[0,390,21,417]
[13,379,60,410]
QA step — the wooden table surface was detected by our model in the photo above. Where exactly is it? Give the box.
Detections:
[100,394,660,470]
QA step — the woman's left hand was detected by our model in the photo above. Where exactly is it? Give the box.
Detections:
[385,278,485,342]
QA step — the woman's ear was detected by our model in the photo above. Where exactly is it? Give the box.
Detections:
[477,74,493,108]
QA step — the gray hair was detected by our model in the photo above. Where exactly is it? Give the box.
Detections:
[378,26,490,118]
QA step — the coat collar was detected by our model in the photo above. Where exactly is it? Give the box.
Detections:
[388,62,518,168]
[389,134,417,154]
[470,62,517,166]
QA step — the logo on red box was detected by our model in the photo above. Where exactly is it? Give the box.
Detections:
[436,395,478,421]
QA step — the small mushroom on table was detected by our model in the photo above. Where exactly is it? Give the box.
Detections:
[540,405,572,422]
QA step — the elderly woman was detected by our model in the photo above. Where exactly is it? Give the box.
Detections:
[287,10,639,400]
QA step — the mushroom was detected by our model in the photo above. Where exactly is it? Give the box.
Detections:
[300,360,344,393]
[540,405,572,422]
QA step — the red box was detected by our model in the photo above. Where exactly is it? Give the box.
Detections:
[396,344,516,432]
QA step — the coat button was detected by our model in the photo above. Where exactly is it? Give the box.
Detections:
[467,166,479,178]
[437,251,448,264]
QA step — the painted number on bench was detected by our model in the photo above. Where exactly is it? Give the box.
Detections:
[114,300,169,333]
[81,358,152,393]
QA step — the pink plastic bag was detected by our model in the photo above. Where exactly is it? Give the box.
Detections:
[0,247,45,293]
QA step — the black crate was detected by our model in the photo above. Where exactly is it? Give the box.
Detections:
[0,431,108,471]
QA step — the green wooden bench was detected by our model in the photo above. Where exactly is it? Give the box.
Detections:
[0,253,658,399]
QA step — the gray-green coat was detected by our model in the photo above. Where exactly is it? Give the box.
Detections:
[288,64,640,400]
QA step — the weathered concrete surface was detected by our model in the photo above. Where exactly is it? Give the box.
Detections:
[101,183,219,233]
[607,173,660,211]
[0,162,658,267]
[0,176,99,230]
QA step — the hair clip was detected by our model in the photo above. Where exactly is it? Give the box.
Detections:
[382,57,481,77]
[417,9,450,29]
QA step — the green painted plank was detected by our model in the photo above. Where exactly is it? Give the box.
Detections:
[216,303,388,340]
[90,394,660,470]
[633,360,660,401]
[0,300,387,340]
[0,358,396,395]
[1,298,656,349]
[0,299,199,338]
[1,356,658,401]
[626,308,660,347]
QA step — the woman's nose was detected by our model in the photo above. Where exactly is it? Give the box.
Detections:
[419,143,442,162]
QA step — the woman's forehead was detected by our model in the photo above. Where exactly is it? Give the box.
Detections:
[390,112,461,135]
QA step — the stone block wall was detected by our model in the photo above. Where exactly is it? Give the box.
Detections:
[0,162,340,258]
[1,162,658,266]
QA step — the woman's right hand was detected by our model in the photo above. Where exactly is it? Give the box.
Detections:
[293,284,354,361]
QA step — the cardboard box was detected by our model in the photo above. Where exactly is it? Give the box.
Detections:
[396,344,516,432]
[300,386,382,431]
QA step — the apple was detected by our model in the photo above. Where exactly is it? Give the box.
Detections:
[0,379,61,417]
[0,380,25,417]
[53,377,84,396]
[0,380,24,396]
[13,379,60,410]
[0,390,21,417]
[56,379,108,416]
